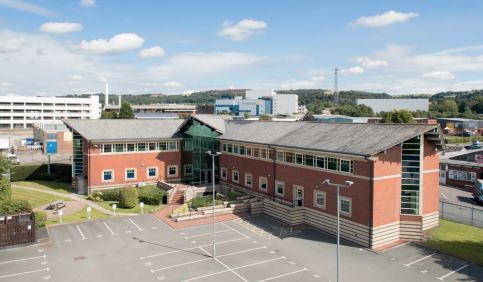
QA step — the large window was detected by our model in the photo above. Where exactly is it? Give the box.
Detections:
[147,167,157,178]
[115,144,124,152]
[125,169,136,180]
[327,158,338,170]
[295,154,303,165]
[245,173,253,188]
[340,197,351,216]
[137,143,146,151]
[314,191,326,209]
[102,144,112,153]
[127,143,135,152]
[221,167,227,180]
[259,177,268,191]
[167,165,178,177]
[401,137,420,215]
[232,170,239,183]
[103,170,113,182]
[184,164,193,175]
[168,141,177,151]
[275,181,284,196]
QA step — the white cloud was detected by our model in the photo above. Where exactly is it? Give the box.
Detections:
[0,81,14,87]
[350,10,419,28]
[80,33,144,54]
[139,46,166,58]
[422,70,455,80]
[280,76,325,89]
[0,0,54,17]
[79,0,95,7]
[0,37,25,53]
[70,74,83,81]
[355,57,388,68]
[163,81,182,88]
[40,22,83,34]
[341,66,364,75]
[219,19,267,41]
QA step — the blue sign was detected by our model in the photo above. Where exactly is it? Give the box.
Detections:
[46,141,57,154]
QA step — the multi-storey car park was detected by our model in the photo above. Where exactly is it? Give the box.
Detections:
[64,115,444,250]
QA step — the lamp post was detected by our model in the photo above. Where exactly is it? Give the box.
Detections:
[321,179,353,282]
[206,150,221,258]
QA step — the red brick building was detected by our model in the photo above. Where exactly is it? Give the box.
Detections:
[440,148,483,190]
[65,116,444,249]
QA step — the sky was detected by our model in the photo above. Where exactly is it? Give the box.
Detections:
[1,0,483,96]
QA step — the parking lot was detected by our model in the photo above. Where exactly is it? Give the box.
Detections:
[0,214,481,281]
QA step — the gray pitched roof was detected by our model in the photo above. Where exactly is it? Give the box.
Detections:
[63,119,184,141]
[192,114,232,133]
[218,121,439,156]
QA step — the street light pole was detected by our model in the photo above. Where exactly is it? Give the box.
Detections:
[206,150,221,259]
[321,179,353,282]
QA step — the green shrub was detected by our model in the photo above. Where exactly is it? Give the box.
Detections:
[138,186,166,205]
[34,211,47,228]
[0,199,32,214]
[226,190,242,201]
[87,191,103,202]
[0,177,12,202]
[100,188,121,201]
[190,195,223,209]
[119,187,138,208]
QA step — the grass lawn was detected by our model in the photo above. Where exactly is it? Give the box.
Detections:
[13,180,73,194]
[98,200,161,214]
[423,219,483,265]
[12,187,71,208]
[46,206,109,225]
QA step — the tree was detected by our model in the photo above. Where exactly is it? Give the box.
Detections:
[259,114,272,121]
[332,104,375,117]
[118,102,134,119]
[244,112,251,119]
[101,110,115,119]
[302,112,317,121]
[0,154,10,176]
[381,110,414,123]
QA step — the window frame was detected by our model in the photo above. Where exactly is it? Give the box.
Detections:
[245,173,253,188]
[314,190,326,209]
[102,169,114,183]
[340,196,352,217]
[125,168,137,181]
[220,167,227,180]
[259,176,268,191]
[184,164,193,176]
[275,180,285,196]
[167,165,178,177]
[147,167,157,179]
[232,170,239,183]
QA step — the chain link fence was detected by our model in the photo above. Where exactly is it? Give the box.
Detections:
[439,200,483,227]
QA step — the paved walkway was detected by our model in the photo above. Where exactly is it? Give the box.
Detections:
[154,204,250,229]
[12,184,138,216]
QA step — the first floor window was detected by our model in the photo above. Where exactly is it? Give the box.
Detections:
[103,170,113,182]
[314,191,326,209]
[168,165,178,177]
[340,160,351,173]
[221,167,227,179]
[295,154,303,165]
[245,173,253,188]
[184,164,193,175]
[115,143,125,152]
[102,144,112,153]
[259,177,268,191]
[169,141,177,151]
[340,197,352,216]
[137,143,146,151]
[126,169,136,180]
[275,181,284,196]
[147,167,157,178]
[127,143,135,152]
[327,158,338,170]
[232,170,239,183]
[148,143,157,151]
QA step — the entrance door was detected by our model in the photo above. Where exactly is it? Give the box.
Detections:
[439,165,446,185]
[293,185,304,207]
[200,169,212,184]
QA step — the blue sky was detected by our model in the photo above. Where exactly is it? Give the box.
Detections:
[1,0,483,96]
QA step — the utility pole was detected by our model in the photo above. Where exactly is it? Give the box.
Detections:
[334,67,340,106]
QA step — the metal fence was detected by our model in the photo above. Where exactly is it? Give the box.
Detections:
[439,200,483,228]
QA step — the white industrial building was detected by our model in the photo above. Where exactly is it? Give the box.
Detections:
[356,99,429,113]
[0,95,101,129]
[273,94,298,115]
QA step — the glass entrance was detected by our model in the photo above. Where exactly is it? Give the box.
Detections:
[293,185,304,207]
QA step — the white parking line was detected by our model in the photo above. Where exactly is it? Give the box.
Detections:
[181,256,286,282]
[222,222,249,239]
[184,229,232,239]
[436,264,469,280]
[440,192,448,199]
[139,237,248,260]
[128,218,144,232]
[217,246,267,258]
[76,225,87,240]
[0,267,49,279]
[257,267,309,282]
[0,254,46,265]
[198,246,247,282]
[150,257,213,272]
[403,254,435,267]
[103,222,116,235]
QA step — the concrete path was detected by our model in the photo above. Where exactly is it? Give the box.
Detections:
[12,184,138,216]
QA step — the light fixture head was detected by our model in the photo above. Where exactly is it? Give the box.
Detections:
[345,180,354,187]
[321,179,330,185]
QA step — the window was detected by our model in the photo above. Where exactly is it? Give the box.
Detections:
[275,181,284,196]
[115,144,124,152]
[261,149,267,159]
[102,144,112,153]
[167,165,178,177]
[148,143,157,151]
[253,148,260,158]
[239,145,245,155]
[222,143,227,152]
[127,143,135,152]
[233,145,239,154]
[246,147,252,156]
[259,177,268,191]
[316,156,325,168]
[276,151,284,162]
[340,160,351,173]
[125,169,136,180]
[103,170,113,182]
[221,167,227,180]
[285,152,294,163]
[314,191,326,209]
[245,173,253,188]
[227,144,233,153]
[169,141,177,151]
[137,143,146,151]
[304,155,314,167]
[340,197,352,216]
[184,164,193,175]
[295,154,303,165]
[147,167,157,178]
[327,158,338,170]
[232,170,239,183]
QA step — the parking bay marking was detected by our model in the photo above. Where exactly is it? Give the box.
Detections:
[103,222,116,235]
[0,267,49,279]
[128,218,144,232]
[184,229,231,239]
[403,254,435,267]
[76,225,87,240]
[257,267,309,282]
[436,264,469,281]
[222,222,249,239]
[0,254,46,265]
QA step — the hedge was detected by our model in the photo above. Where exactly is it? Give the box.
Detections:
[10,164,72,183]
[34,211,47,228]
[100,188,121,201]
[119,187,138,208]
[0,177,11,202]
[0,199,32,214]
[138,186,166,205]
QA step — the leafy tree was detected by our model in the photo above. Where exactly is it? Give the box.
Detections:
[118,102,134,119]
[0,177,11,202]
[302,112,317,121]
[101,110,115,119]
[0,154,10,176]
[381,110,414,123]
[332,104,375,117]
[244,112,251,119]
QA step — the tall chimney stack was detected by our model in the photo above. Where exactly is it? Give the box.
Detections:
[104,83,109,109]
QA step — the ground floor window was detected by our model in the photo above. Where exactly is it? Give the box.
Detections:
[259,177,268,191]
[275,180,284,196]
[340,197,352,216]
[167,165,178,177]
[184,164,193,175]
[125,168,136,180]
[103,170,113,182]
[232,170,239,183]
[314,191,326,209]
[245,173,253,188]
[147,167,157,178]
[221,167,227,180]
